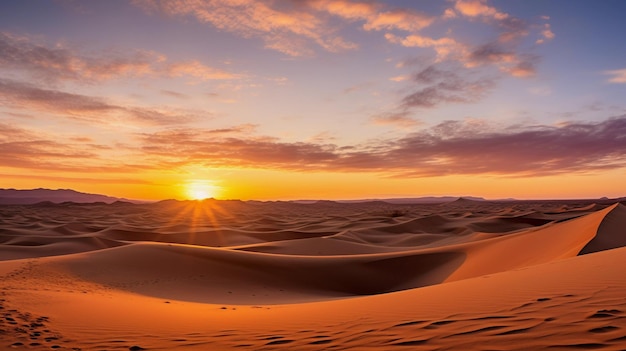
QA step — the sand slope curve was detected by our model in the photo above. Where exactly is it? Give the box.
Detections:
[1,202,619,305]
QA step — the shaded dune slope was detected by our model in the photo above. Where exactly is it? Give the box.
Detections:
[580,203,626,254]
[0,201,624,305]
[49,243,464,303]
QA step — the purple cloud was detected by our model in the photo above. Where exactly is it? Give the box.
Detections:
[0,122,98,171]
[135,116,626,177]
[373,117,626,176]
[0,31,238,83]
[400,65,496,109]
[0,79,200,126]
[4,111,626,178]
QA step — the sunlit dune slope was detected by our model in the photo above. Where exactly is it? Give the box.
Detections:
[2,200,626,350]
[1,201,624,305]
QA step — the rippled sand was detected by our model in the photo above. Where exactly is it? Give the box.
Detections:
[1,198,625,350]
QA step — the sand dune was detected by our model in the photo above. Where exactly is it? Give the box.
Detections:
[580,202,626,254]
[1,199,625,349]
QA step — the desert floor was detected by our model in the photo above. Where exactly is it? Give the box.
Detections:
[1,198,626,350]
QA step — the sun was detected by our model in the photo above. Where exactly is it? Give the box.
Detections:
[185,181,219,200]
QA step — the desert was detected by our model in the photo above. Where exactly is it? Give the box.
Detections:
[1,197,626,350]
[3,1,626,350]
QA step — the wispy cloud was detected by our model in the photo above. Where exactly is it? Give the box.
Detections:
[139,128,340,169]
[0,79,201,126]
[453,0,510,21]
[5,115,626,178]
[0,121,159,174]
[370,113,420,128]
[0,122,39,140]
[0,79,116,113]
[134,0,356,56]
[160,90,188,99]
[384,33,463,62]
[132,0,551,87]
[389,0,549,76]
[363,9,432,32]
[399,65,496,109]
[379,0,553,121]
[450,0,528,42]
[0,31,239,83]
[309,0,435,32]
[536,22,555,44]
[134,116,626,177]
[604,68,626,83]
[166,60,239,80]
[0,122,99,171]
[382,116,626,177]
[466,42,539,77]
[389,75,409,82]
[134,0,435,56]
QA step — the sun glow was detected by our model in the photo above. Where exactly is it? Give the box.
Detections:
[185,181,219,200]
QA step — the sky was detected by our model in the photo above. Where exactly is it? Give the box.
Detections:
[1,0,625,201]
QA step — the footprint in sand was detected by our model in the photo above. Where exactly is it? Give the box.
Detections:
[589,326,619,333]
[266,339,294,345]
[589,309,622,319]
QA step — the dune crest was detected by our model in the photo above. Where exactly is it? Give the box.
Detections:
[580,203,626,254]
[1,199,626,349]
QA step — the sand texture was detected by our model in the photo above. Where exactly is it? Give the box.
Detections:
[1,199,626,350]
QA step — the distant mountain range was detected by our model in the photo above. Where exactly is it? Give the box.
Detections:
[3,188,619,206]
[334,196,487,204]
[292,196,490,204]
[0,189,491,205]
[0,188,133,205]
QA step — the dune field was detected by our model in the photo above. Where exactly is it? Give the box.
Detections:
[1,198,626,350]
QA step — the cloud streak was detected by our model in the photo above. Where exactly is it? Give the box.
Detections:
[0,122,158,174]
[0,122,99,171]
[0,79,202,126]
[132,0,551,95]
[133,116,626,177]
[134,0,435,56]
[134,0,353,56]
[139,128,340,169]
[0,31,238,83]
[382,117,626,177]
[370,113,420,128]
[464,42,540,77]
[5,115,626,178]
[451,0,527,42]
[386,0,550,82]
[604,68,626,83]
[311,0,433,32]
[393,65,496,110]
[375,0,553,122]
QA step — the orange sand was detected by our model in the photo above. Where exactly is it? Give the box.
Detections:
[1,199,625,350]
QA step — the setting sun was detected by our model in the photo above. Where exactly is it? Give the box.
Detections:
[185,181,219,200]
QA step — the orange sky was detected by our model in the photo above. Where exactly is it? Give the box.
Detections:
[1,1,625,201]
